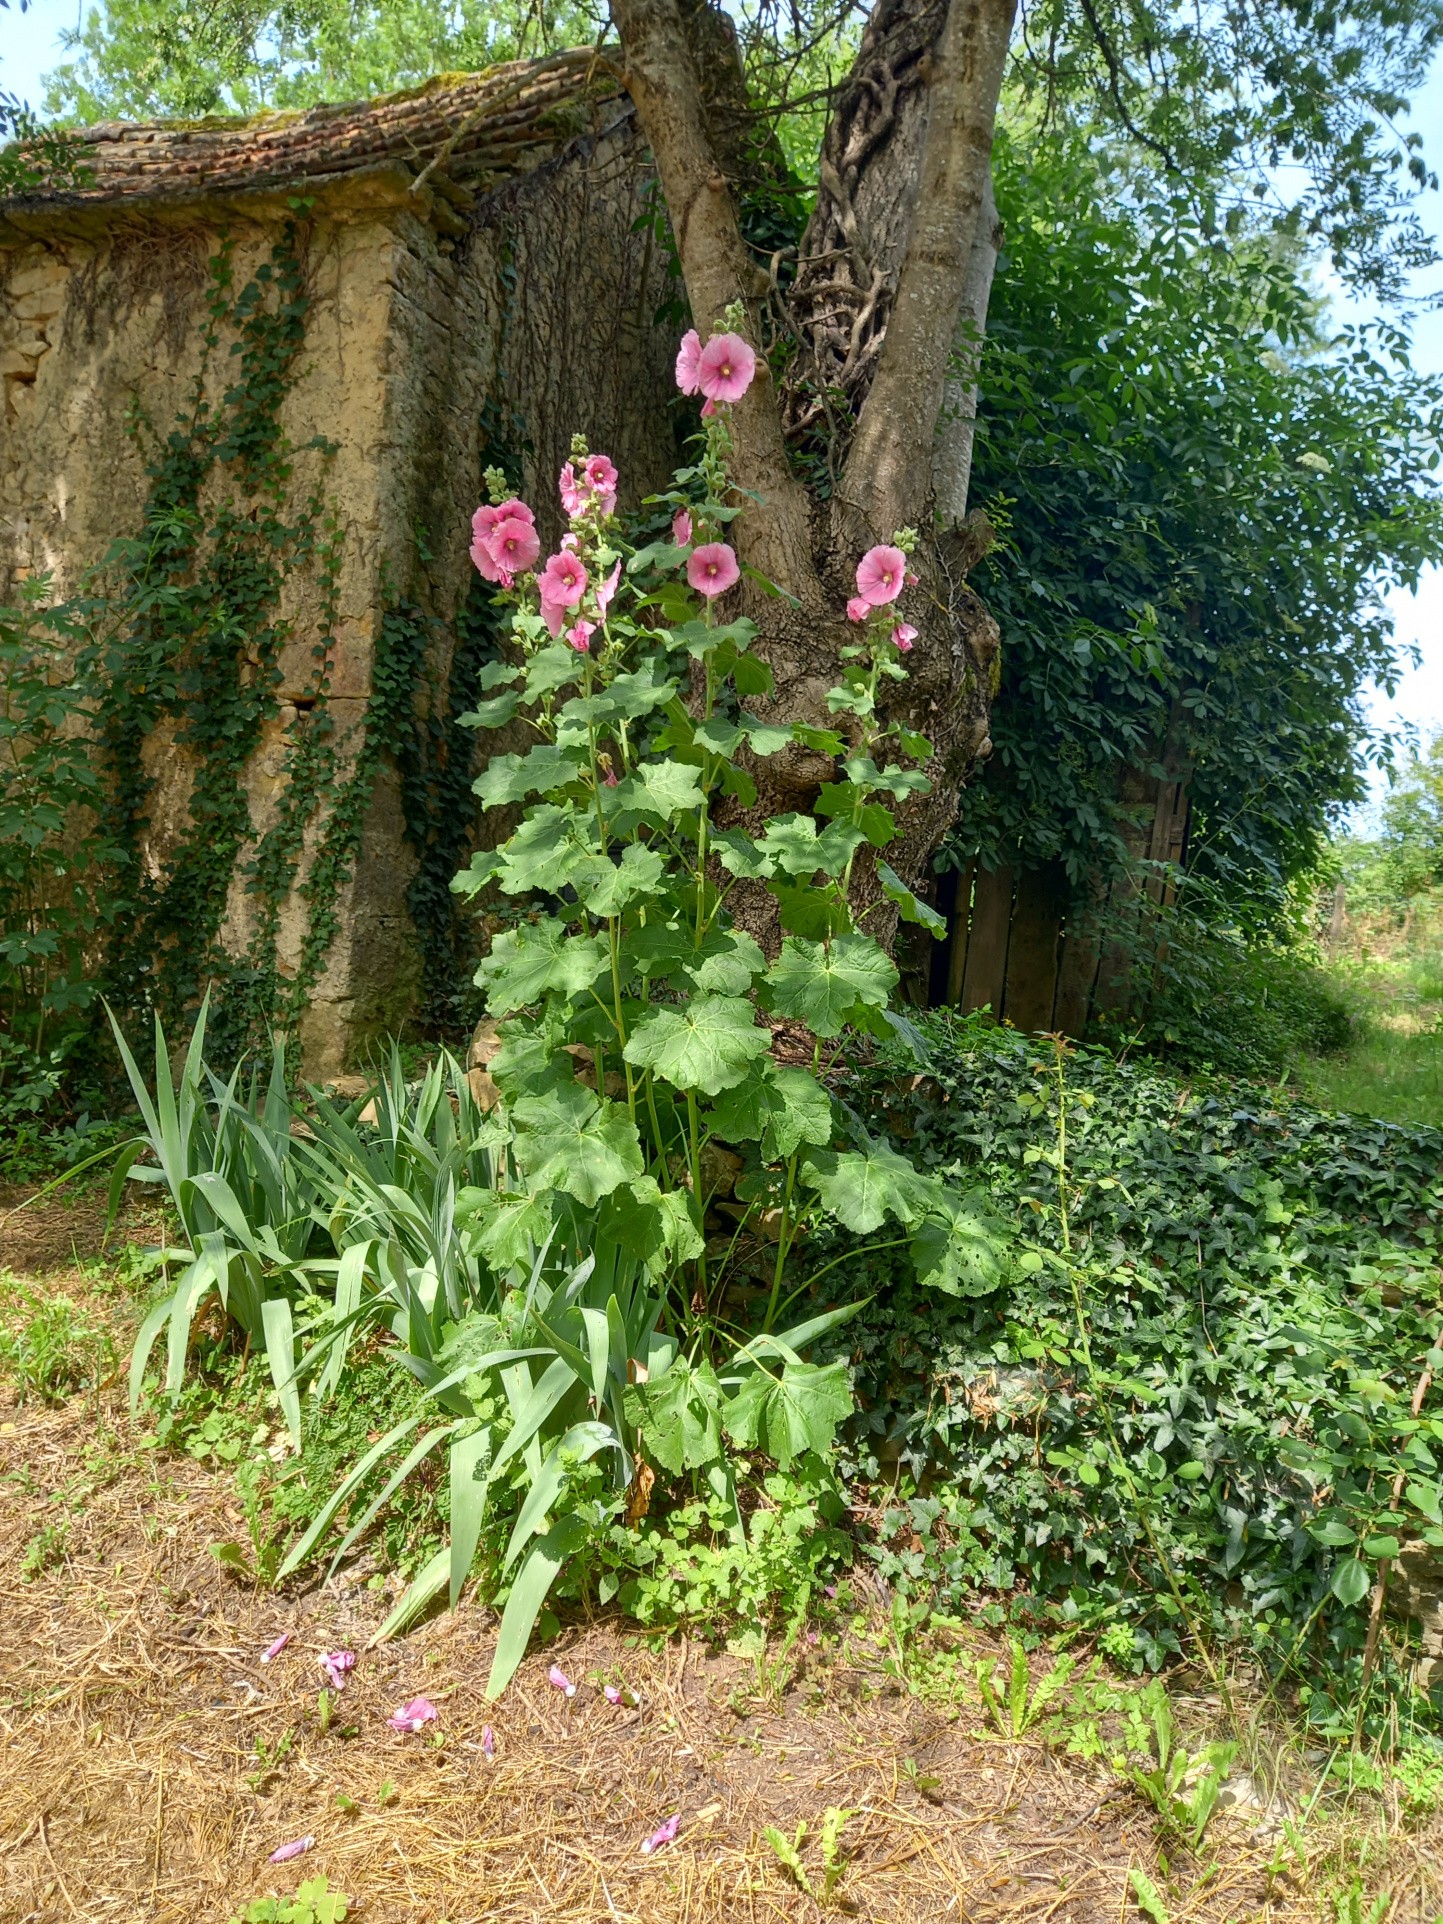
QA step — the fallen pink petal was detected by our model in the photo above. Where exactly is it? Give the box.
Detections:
[481,1724,495,1761]
[387,1696,438,1734]
[603,1683,623,1705]
[548,1664,577,1698]
[259,1632,289,1664]
[318,1649,356,1691]
[641,1813,681,1855]
[268,1836,313,1864]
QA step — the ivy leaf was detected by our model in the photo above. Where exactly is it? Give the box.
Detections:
[511,1083,645,1206]
[625,1357,724,1474]
[475,743,586,808]
[764,934,898,1037]
[458,690,519,730]
[722,1360,852,1468]
[801,1143,926,1232]
[687,928,766,994]
[624,994,771,1095]
[712,1061,833,1160]
[911,1200,1010,1296]
[477,918,609,1012]
[494,806,592,895]
[877,861,948,935]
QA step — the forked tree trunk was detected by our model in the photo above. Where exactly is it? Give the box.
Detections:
[611,0,1015,929]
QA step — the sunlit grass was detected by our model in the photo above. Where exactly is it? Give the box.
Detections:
[1297,935,1443,1128]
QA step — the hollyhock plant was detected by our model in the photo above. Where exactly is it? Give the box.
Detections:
[846,595,870,624]
[559,462,586,517]
[566,619,595,653]
[675,327,703,395]
[584,454,619,515]
[387,1696,438,1734]
[856,544,907,606]
[891,623,917,652]
[540,552,588,609]
[696,332,756,404]
[672,509,692,546]
[595,561,621,619]
[687,543,739,598]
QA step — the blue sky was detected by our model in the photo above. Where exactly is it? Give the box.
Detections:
[4,1,1441,825]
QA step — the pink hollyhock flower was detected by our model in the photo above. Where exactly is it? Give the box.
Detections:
[891,622,917,652]
[489,515,540,575]
[603,1683,623,1705]
[268,1837,313,1864]
[675,328,703,395]
[846,595,870,623]
[548,1664,577,1698]
[318,1649,355,1691]
[856,544,907,606]
[595,561,621,618]
[494,497,534,526]
[540,595,567,638]
[584,454,619,515]
[640,1813,681,1855]
[697,332,756,403]
[688,542,739,598]
[387,1696,438,1734]
[471,531,505,585]
[260,1632,289,1664]
[700,397,717,418]
[540,552,588,609]
[566,619,595,654]
[481,1724,495,1761]
[472,503,500,542]
[603,768,618,786]
[559,462,586,517]
[672,509,692,546]
[905,569,919,588]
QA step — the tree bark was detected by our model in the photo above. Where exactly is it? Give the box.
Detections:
[610,0,1012,933]
[933,167,1002,524]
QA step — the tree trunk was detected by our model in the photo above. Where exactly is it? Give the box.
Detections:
[611,0,1014,933]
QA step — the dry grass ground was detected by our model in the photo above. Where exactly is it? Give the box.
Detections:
[0,1191,1438,1924]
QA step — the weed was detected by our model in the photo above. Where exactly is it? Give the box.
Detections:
[976,1637,1075,1738]
[1126,1689,1235,1850]
[1129,1866,1172,1924]
[20,1518,69,1579]
[230,1878,348,1924]
[764,1806,855,1906]
[0,1275,114,1403]
[246,1727,295,1795]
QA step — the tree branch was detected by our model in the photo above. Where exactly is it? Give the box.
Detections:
[840,0,1016,534]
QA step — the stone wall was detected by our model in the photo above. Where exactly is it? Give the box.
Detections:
[0,70,679,1073]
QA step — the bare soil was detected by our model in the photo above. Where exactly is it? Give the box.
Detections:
[0,1191,1436,1924]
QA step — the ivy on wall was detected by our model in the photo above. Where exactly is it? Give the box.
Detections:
[81,208,357,1056]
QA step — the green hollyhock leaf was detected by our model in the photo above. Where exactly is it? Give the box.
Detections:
[758,815,828,876]
[842,756,931,801]
[764,934,898,1037]
[722,1360,852,1468]
[625,1357,724,1474]
[717,761,758,808]
[911,1200,1010,1296]
[607,759,707,827]
[624,993,770,1095]
[585,843,668,917]
[894,727,933,760]
[511,1082,645,1206]
[687,928,765,995]
[695,718,746,757]
[772,883,849,940]
[477,918,609,1011]
[477,661,522,692]
[877,861,947,935]
[451,846,503,898]
[467,1190,556,1272]
[524,642,585,700]
[801,1142,926,1232]
[459,690,519,730]
[487,1031,574,1100]
[732,652,775,697]
[712,1061,833,1161]
[745,719,794,756]
[792,723,847,756]
[605,1177,706,1268]
[494,806,591,894]
[815,783,897,847]
[622,919,694,983]
[711,828,771,879]
[475,743,586,808]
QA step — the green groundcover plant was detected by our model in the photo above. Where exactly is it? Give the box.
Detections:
[115,319,1015,1695]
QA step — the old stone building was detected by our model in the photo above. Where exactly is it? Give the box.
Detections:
[0,56,678,1071]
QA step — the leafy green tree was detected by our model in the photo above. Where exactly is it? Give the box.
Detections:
[950,131,1443,924]
[1379,733,1443,895]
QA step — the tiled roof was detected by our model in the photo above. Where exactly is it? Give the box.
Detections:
[5,51,625,209]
